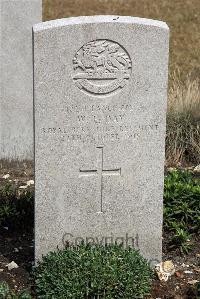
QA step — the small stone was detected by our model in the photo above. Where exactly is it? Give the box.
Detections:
[2,174,10,179]
[193,165,200,173]
[14,248,19,252]
[188,279,199,285]
[19,185,27,189]
[7,261,19,270]
[0,269,4,272]
[155,260,175,281]
[26,179,34,186]
[157,272,170,282]
[168,167,176,172]
[162,260,175,274]
[184,270,193,274]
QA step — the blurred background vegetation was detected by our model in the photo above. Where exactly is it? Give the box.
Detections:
[42,0,200,166]
[43,0,200,80]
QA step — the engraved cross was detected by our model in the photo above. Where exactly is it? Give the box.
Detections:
[79,147,121,212]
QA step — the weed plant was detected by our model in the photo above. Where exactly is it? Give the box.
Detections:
[0,281,31,299]
[0,181,33,230]
[164,169,200,253]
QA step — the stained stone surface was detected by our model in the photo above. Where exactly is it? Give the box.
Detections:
[33,16,169,262]
[0,0,42,160]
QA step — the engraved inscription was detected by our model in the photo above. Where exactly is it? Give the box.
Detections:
[73,40,132,96]
[42,123,159,144]
[41,103,160,144]
[79,146,121,212]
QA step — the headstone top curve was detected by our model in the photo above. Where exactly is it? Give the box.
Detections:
[33,15,169,33]
[34,11,169,262]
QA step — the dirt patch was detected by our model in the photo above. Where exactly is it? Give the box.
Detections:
[0,160,33,182]
[151,235,200,298]
[0,228,34,293]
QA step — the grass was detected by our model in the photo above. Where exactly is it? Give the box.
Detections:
[43,0,200,81]
[166,73,200,165]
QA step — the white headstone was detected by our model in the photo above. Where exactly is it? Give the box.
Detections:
[0,0,42,160]
[33,16,169,262]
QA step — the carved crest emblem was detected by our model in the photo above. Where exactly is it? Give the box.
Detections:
[73,39,132,96]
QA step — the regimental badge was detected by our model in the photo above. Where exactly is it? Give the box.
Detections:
[73,39,132,96]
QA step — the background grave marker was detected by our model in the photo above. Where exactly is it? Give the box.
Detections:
[0,0,42,160]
